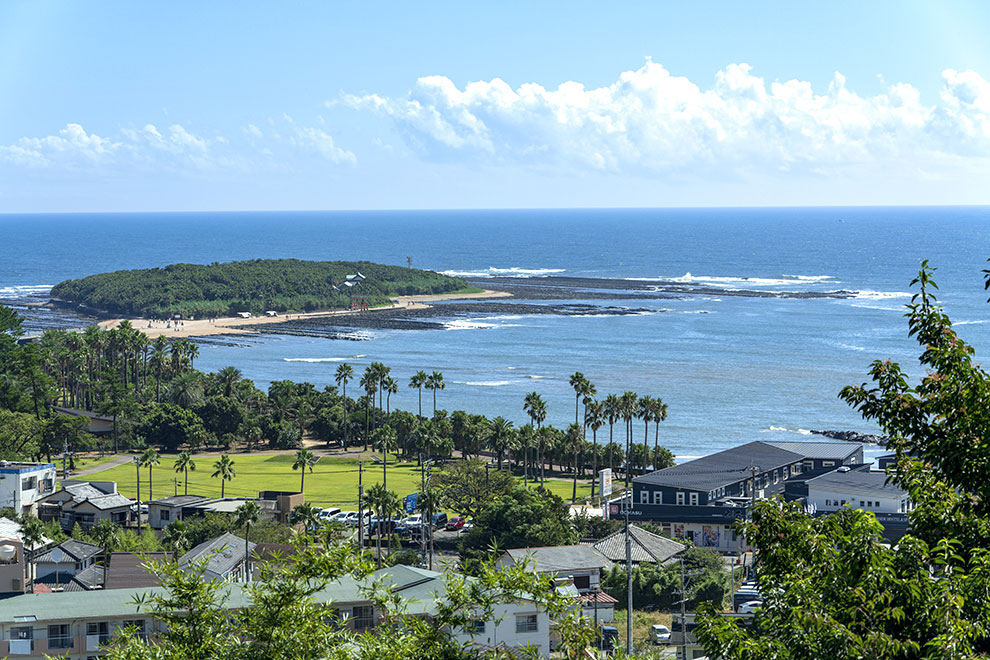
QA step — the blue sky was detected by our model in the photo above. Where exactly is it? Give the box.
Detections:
[2,1,989,212]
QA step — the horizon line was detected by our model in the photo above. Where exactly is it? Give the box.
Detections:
[2,202,990,216]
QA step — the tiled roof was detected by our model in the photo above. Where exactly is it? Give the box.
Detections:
[34,539,102,564]
[593,525,686,564]
[148,495,209,507]
[105,553,167,590]
[180,532,255,580]
[503,545,609,573]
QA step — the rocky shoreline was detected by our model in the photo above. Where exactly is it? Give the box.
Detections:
[810,429,888,446]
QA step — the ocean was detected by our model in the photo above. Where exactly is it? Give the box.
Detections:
[2,206,988,462]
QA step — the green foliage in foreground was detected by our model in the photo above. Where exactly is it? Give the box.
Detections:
[103,535,596,660]
[50,258,469,317]
[603,546,729,612]
[696,260,990,660]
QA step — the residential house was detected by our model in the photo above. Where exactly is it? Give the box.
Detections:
[32,540,101,585]
[146,495,209,530]
[0,565,552,658]
[496,545,609,595]
[38,481,132,532]
[0,462,57,515]
[179,532,255,582]
[592,524,686,566]
[104,553,167,590]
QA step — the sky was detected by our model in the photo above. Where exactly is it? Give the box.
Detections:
[1,1,990,212]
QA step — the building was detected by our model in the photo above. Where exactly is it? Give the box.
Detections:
[0,462,57,515]
[179,532,255,582]
[626,441,864,552]
[104,553,166,590]
[177,492,302,527]
[146,495,209,530]
[592,524,686,566]
[49,407,114,436]
[39,481,132,532]
[33,540,101,583]
[0,565,551,658]
[497,545,609,595]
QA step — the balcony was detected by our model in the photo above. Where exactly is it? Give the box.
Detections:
[86,634,110,651]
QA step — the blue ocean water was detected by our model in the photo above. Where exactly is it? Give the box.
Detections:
[2,207,988,460]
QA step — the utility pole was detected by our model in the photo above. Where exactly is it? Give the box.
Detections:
[172,478,179,497]
[134,456,141,530]
[680,558,687,660]
[427,460,435,570]
[420,455,428,566]
[61,440,69,481]
[625,486,633,654]
[357,461,364,551]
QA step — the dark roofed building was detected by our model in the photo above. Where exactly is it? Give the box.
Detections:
[592,525,685,565]
[105,552,168,589]
[497,545,608,595]
[147,494,210,530]
[180,532,255,582]
[33,539,102,582]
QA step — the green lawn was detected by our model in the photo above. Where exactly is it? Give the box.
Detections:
[90,453,593,513]
[72,453,127,472]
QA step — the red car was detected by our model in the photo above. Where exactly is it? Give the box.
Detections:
[445,516,465,531]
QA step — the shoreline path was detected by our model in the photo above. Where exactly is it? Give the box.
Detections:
[98,289,511,339]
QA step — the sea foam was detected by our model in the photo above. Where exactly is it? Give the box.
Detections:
[439,267,565,278]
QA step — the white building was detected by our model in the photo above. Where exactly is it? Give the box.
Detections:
[0,462,56,515]
[806,466,911,514]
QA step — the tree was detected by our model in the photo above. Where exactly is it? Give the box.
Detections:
[19,516,44,593]
[90,519,120,585]
[334,363,353,448]
[234,501,262,579]
[522,392,547,483]
[569,372,586,426]
[211,455,235,498]
[565,423,584,503]
[372,425,397,489]
[487,416,514,471]
[586,400,604,498]
[138,404,207,452]
[140,447,161,501]
[162,520,191,555]
[291,448,317,493]
[409,370,428,420]
[426,371,445,417]
[697,261,990,660]
[460,485,577,564]
[174,451,196,496]
[433,459,516,519]
[360,367,378,451]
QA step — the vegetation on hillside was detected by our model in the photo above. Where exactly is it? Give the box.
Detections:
[49,258,469,317]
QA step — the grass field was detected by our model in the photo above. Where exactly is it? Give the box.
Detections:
[90,453,594,512]
[611,609,676,657]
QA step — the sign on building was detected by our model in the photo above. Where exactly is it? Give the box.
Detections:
[599,468,613,497]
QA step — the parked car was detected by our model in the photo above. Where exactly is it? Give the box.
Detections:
[431,512,448,528]
[394,514,424,538]
[445,516,465,531]
[344,511,372,527]
[598,626,619,652]
[737,600,762,614]
[332,510,353,522]
[650,624,671,645]
[317,507,342,520]
[461,518,474,531]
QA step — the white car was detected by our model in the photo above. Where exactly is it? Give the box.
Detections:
[737,600,762,613]
[317,507,342,520]
[332,511,354,522]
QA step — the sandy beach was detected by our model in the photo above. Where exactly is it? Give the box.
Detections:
[98,289,511,339]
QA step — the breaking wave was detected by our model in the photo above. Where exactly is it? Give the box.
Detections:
[439,267,565,278]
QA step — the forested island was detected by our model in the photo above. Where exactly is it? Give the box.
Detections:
[50,259,472,318]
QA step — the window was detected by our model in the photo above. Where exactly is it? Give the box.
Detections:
[470,620,486,635]
[825,499,831,506]
[859,501,865,508]
[676,492,685,505]
[652,491,663,504]
[640,490,649,504]
[161,509,171,521]
[11,626,33,640]
[773,470,779,484]
[352,605,374,631]
[573,575,591,591]
[516,614,539,633]
[48,624,72,649]
[689,492,699,506]
[21,476,36,491]
[87,621,110,644]
[122,619,147,640]
[823,461,835,468]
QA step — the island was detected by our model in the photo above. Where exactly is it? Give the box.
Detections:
[50,259,477,319]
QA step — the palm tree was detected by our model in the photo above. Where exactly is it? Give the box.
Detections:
[373,425,397,489]
[488,417,514,470]
[364,483,390,566]
[212,455,236,497]
[586,400,604,498]
[20,516,44,593]
[522,391,547,482]
[569,372,587,426]
[140,447,160,501]
[383,376,398,417]
[217,366,242,398]
[517,425,535,485]
[360,367,378,451]
[235,501,262,581]
[426,371,445,417]
[638,395,654,475]
[289,502,321,532]
[292,448,317,492]
[409,370,428,420]
[651,396,669,460]
[566,423,584,502]
[162,520,191,555]
[620,391,638,482]
[150,336,169,403]
[90,519,119,585]
[334,363,354,448]
[173,451,196,496]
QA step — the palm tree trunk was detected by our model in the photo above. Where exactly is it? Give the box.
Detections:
[184,467,188,495]
[591,429,598,498]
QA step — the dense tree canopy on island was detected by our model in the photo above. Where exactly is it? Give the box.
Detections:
[50,259,472,317]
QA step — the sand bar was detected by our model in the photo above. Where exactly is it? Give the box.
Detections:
[98,289,511,339]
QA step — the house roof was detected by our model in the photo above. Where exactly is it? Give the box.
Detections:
[82,493,134,511]
[634,441,862,491]
[34,539,102,564]
[579,591,618,605]
[593,525,686,564]
[807,467,905,497]
[0,518,51,550]
[105,553,168,590]
[148,495,209,507]
[179,532,255,579]
[502,545,608,573]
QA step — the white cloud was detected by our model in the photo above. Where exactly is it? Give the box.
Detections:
[343,61,990,178]
[288,126,357,165]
